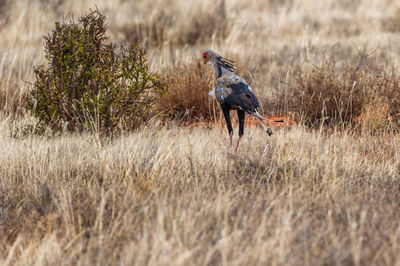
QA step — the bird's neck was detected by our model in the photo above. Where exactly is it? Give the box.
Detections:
[213,62,231,78]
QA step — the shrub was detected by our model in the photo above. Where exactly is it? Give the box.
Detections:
[283,55,400,130]
[26,9,168,134]
[159,61,220,123]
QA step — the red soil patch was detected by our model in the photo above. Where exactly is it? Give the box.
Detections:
[183,115,296,129]
[247,116,296,127]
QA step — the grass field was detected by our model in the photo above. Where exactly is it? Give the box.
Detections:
[1,0,400,265]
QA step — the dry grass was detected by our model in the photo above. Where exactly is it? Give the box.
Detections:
[2,0,400,265]
[282,55,400,129]
[159,61,220,122]
[1,124,400,265]
[119,0,229,49]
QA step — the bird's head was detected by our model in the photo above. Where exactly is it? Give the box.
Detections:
[202,50,235,72]
[202,50,212,65]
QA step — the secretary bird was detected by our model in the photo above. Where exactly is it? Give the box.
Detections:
[203,50,282,152]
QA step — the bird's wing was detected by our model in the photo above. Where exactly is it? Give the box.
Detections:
[215,75,261,114]
[246,86,260,107]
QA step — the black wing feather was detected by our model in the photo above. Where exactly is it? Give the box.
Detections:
[223,82,260,114]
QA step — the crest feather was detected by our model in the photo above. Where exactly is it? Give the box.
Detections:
[216,55,235,72]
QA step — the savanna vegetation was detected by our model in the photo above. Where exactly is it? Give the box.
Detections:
[1,0,400,265]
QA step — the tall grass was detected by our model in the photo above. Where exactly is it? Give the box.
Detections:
[281,54,400,129]
[1,125,400,265]
[159,61,220,122]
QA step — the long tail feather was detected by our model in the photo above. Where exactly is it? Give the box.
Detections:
[251,111,273,136]
[257,118,273,136]
[253,111,284,123]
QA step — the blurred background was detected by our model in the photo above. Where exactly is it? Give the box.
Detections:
[1,0,400,124]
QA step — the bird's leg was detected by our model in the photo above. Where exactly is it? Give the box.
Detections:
[221,104,234,151]
[237,110,245,152]
[235,136,242,153]
[230,132,233,150]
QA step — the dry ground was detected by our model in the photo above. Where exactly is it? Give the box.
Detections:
[2,0,400,265]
